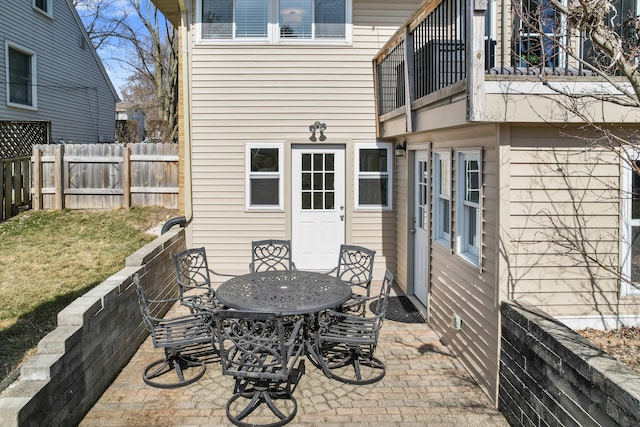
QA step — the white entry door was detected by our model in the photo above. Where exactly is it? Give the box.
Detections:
[292,146,345,270]
[413,151,429,308]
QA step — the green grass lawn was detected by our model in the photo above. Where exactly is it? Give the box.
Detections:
[0,207,177,387]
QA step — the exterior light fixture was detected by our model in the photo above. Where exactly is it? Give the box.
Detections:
[309,121,327,142]
[394,140,406,157]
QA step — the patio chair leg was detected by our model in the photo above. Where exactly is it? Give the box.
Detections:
[143,352,206,389]
[226,386,298,427]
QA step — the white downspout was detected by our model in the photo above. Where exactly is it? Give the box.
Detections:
[178,0,193,224]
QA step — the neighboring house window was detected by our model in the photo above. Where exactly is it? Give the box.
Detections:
[246,143,284,209]
[355,142,392,209]
[33,0,52,17]
[621,153,640,296]
[199,0,351,43]
[6,43,37,109]
[456,150,481,267]
[433,150,451,248]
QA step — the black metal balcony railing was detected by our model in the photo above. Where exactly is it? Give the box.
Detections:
[377,0,467,116]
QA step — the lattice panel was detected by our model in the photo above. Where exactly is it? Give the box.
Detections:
[0,121,49,159]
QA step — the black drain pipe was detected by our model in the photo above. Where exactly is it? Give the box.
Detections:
[161,216,187,235]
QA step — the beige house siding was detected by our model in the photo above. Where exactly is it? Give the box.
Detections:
[506,125,640,321]
[186,0,421,276]
[393,125,501,403]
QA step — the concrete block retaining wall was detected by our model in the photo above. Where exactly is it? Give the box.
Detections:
[499,301,640,426]
[0,229,186,427]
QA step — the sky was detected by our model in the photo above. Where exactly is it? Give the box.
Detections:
[74,0,165,99]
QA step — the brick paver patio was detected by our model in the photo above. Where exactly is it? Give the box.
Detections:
[80,300,508,427]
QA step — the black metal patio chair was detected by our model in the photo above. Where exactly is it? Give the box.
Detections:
[327,244,376,314]
[133,274,215,388]
[250,239,297,272]
[315,269,394,385]
[213,310,305,427]
[174,247,235,312]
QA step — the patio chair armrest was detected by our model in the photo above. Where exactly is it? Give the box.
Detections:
[209,268,237,278]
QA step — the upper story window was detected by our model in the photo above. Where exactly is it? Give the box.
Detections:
[6,43,37,110]
[246,142,284,210]
[456,150,481,267]
[621,152,640,296]
[354,142,392,209]
[199,0,351,43]
[33,0,53,17]
[433,150,451,249]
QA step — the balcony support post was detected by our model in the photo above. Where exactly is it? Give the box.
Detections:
[467,1,487,121]
[403,26,415,134]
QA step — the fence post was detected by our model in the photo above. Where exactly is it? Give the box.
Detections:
[2,160,10,220]
[54,145,64,210]
[33,148,42,211]
[123,146,131,209]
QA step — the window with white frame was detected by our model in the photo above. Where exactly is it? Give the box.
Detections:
[433,150,451,248]
[621,153,640,296]
[456,150,481,266]
[355,143,392,209]
[33,0,52,17]
[199,0,351,43]
[6,43,37,109]
[246,143,284,209]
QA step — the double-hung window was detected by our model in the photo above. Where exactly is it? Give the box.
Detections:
[246,143,284,210]
[34,0,52,17]
[456,150,481,267]
[6,43,37,110]
[621,152,640,296]
[355,142,392,209]
[433,150,451,248]
[199,0,351,43]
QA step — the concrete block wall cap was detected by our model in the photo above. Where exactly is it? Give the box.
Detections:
[37,326,81,354]
[57,297,102,326]
[83,282,120,299]
[126,232,177,267]
[20,354,62,381]
[0,396,31,427]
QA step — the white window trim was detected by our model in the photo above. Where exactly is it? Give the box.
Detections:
[354,141,393,210]
[455,149,481,268]
[5,42,38,111]
[433,150,452,249]
[195,0,353,45]
[33,0,53,18]
[245,142,284,211]
[621,149,640,296]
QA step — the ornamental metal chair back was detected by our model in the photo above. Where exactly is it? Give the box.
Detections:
[250,239,296,272]
[213,310,305,427]
[315,269,394,385]
[133,274,215,388]
[174,247,234,311]
[332,244,376,297]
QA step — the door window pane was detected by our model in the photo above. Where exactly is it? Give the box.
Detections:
[300,152,334,210]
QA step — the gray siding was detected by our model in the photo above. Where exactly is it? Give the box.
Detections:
[0,0,117,143]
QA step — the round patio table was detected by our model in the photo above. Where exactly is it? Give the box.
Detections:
[216,270,352,315]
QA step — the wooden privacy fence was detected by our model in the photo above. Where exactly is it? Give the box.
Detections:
[32,143,179,210]
[1,156,31,221]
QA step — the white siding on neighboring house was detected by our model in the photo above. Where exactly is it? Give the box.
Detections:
[0,0,118,143]
[187,0,421,277]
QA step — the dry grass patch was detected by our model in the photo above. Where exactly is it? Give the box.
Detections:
[0,207,177,387]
